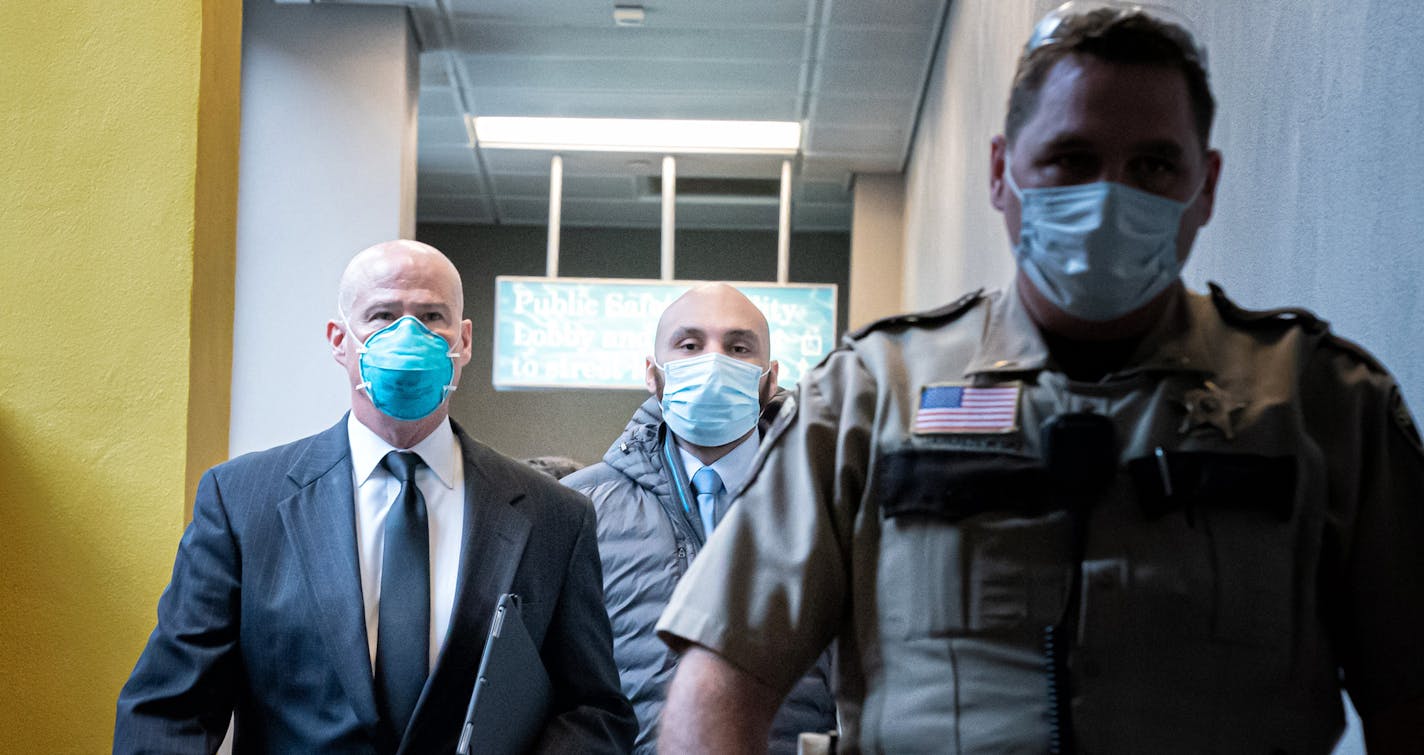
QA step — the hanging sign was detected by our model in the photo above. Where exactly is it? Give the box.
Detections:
[493,276,838,390]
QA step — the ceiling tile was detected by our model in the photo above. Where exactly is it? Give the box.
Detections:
[810,94,916,127]
[445,0,812,28]
[418,171,484,195]
[827,0,944,27]
[417,145,478,174]
[419,87,464,118]
[450,22,805,62]
[414,0,946,230]
[418,53,452,87]
[819,26,935,62]
[816,61,923,96]
[418,115,471,146]
[806,124,908,155]
[458,56,802,94]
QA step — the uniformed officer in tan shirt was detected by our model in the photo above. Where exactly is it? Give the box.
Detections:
[654,4,1424,753]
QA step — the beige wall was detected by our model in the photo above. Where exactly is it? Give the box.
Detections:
[848,173,907,330]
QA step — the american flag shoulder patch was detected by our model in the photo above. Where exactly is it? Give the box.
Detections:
[912,382,1021,435]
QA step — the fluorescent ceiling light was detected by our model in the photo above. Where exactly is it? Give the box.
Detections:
[471,117,802,155]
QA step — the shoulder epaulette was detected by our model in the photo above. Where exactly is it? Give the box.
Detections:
[1209,282,1388,373]
[846,289,984,341]
[1208,282,1328,335]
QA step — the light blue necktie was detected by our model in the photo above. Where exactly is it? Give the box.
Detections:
[691,466,724,537]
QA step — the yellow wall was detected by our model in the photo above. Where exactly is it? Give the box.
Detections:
[0,1,241,750]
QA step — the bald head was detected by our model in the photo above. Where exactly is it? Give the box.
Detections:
[646,283,780,456]
[646,283,779,407]
[337,239,464,321]
[653,283,772,365]
[327,239,473,447]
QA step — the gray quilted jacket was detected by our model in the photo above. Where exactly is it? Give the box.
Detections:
[563,392,837,755]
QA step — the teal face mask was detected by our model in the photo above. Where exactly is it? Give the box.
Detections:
[349,315,459,421]
[1005,151,1200,322]
[657,353,767,447]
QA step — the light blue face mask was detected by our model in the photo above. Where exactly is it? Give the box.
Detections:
[1005,151,1201,322]
[347,315,459,421]
[656,352,768,447]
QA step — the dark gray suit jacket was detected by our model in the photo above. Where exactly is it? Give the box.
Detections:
[115,417,635,754]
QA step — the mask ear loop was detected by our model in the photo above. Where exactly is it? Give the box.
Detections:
[339,313,375,395]
[1003,147,1025,199]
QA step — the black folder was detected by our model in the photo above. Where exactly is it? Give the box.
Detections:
[456,593,552,755]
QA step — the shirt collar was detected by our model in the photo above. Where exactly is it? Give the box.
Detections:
[675,430,761,497]
[347,415,459,490]
[963,285,1050,377]
[964,283,1218,381]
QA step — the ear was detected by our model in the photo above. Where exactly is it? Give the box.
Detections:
[327,319,350,366]
[762,360,781,403]
[1192,149,1223,226]
[990,135,1010,212]
[644,356,661,397]
[456,318,474,367]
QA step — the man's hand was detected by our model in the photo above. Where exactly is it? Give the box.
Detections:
[658,646,782,753]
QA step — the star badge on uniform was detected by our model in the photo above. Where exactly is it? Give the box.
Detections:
[1177,380,1247,439]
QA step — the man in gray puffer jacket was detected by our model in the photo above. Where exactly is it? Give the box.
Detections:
[563,284,836,754]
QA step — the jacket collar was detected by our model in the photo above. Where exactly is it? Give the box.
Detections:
[276,415,532,748]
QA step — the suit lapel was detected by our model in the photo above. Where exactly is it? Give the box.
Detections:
[400,424,532,754]
[276,418,381,731]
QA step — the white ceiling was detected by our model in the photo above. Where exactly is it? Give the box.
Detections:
[395,0,951,230]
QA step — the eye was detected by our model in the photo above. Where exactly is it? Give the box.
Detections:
[369,311,394,322]
[422,312,445,323]
[730,344,752,355]
[1130,157,1183,194]
[675,340,701,352]
[1039,152,1099,184]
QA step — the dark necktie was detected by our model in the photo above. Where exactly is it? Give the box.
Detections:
[375,451,430,747]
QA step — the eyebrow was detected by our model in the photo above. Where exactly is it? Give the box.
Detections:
[667,326,706,344]
[1135,139,1186,159]
[1039,134,1187,158]
[719,328,762,346]
[356,299,454,317]
[665,327,764,347]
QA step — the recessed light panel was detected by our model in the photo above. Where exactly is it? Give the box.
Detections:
[472,117,802,155]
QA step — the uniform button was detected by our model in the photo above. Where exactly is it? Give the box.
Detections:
[993,359,1017,368]
[675,547,686,559]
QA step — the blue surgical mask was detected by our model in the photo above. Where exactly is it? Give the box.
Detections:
[1005,152,1201,322]
[656,353,768,447]
[347,315,459,421]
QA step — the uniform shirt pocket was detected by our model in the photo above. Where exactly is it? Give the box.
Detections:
[1128,451,1298,647]
[873,449,1073,638]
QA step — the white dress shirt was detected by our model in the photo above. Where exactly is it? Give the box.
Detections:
[676,430,760,535]
[347,415,466,671]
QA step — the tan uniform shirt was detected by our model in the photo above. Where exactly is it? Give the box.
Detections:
[657,285,1424,754]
